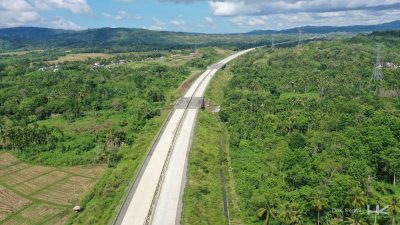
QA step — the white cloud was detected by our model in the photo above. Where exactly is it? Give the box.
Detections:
[230,16,268,27]
[229,9,400,30]
[49,16,82,29]
[146,17,166,30]
[163,0,400,29]
[170,19,186,28]
[0,0,41,27]
[33,0,92,14]
[103,11,141,20]
[204,0,400,16]
[0,0,83,29]
[147,25,165,31]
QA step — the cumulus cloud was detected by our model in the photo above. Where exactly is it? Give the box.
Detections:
[170,19,186,29]
[49,16,82,29]
[102,11,141,20]
[146,17,167,31]
[163,0,400,16]
[163,0,400,29]
[0,0,41,27]
[0,0,84,29]
[33,0,92,14]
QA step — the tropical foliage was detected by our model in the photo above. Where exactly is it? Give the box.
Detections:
[221,33,400,224]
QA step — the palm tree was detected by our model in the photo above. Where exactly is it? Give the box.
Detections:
[257,206,275,225]
[312,192,328,225]
[346,216,367,225]
[389,197,400,225]
[348,188,366,210]
[278,202,294,225]
[278,202,304,225]
[328,217,343,225]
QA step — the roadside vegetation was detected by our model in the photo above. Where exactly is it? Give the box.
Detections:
[0,46,232,224]
[183,69,234,225]
[219,32,400,224]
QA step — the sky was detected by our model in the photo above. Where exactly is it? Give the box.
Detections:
[0,0,400,33]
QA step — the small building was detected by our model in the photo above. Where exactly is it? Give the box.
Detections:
[73,206,82,212]
[386,62,398,69]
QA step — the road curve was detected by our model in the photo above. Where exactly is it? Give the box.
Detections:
[115,48,255,225]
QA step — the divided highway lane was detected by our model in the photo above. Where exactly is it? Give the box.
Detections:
[115,48,255,225]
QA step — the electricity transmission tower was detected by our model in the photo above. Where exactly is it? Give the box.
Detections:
[372,44,384,81]
[298,29,303,48]
[271,36,275,49]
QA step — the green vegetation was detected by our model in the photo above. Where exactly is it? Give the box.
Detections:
[0,152,105,225]
[183,69,234,225]
[219,32,400,224]
[0,27,301,52]
[0,46,230,224]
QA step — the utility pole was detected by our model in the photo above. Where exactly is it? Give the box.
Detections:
[372,43,384,81]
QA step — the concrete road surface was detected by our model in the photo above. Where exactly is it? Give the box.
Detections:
[115,48,255,225]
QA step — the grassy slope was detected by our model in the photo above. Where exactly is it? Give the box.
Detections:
[182,69,243,225]
[67,49,233,225]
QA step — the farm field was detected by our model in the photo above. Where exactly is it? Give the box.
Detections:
[0,152,106,225]
[47,53,112,64]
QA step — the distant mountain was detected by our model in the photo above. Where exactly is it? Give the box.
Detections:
[0,27,200,51]
[0,20,400,51]
[246,20,400,35]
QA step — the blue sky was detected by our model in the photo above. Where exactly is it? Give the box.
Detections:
[1,0,400,33]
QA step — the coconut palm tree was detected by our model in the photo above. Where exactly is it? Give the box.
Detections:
[346,216,367,225]
[278,202,304,225]
[257,205,276,225]
[348,188,366,210]
[311,191,328,225]
[278,202,294,225]
[389,197,400,225]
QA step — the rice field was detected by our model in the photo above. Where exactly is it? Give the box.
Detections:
[0,152,106,225]
[47,53,112,64]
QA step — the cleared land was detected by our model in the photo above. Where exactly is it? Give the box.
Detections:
[47,53,112,63]
[0,152,106,225]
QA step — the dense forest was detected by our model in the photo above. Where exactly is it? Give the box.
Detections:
[0,27,293,52]
[220,33,400,224]
[0,48,224,166]
[0,47,234,224]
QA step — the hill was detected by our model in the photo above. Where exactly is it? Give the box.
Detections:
[246,20,400,35]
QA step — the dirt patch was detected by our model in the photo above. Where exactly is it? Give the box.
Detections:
[14,171,69,195]
[1,204,64,225]
[0,186,31,222]
[33,176,94,206]
[0,153,106,224]
[61,165,105,179]
[47,53,112,64]
[1,166,53,187]
[0,153,18,168]
[0,163,30,177]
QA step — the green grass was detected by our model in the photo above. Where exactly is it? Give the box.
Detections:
[182,68,242,225]
[66,64,209,225]
[66,111,168,225]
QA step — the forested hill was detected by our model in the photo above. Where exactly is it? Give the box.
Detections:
[1,20,399,51]
[0,27,200,52]
[0,27,274,52]
[246,20,400,35]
